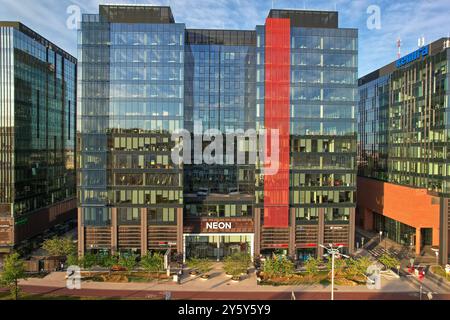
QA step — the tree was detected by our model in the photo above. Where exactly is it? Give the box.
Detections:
[66,254,79,267]
[187,258,202,274]
[346,256,372,278]
[118,254,137,275]
[79,253,97,270]
[223,253,251,279]
[304,257,321,276]
[140,252,164,277]
[42,237,76,257]
[224,256,245,280]
[101,254,119,275]
[197,259,213,277]
[0,253,27,300]
[326,256,347,276]
[235,252,252,272]
[263,255,294,278]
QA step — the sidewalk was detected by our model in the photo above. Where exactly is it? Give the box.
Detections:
[20,269,419,294]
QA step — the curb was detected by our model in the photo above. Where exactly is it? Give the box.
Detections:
[427,270,450,291]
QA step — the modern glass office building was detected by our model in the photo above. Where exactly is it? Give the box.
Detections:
[0,22,77,260]
[358,38,450,264]
[78,5,358,261]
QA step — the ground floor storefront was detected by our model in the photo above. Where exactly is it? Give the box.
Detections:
[79,213,355,263]
[183,233,254,262]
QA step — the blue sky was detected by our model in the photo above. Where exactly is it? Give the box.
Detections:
[0,0,449,76]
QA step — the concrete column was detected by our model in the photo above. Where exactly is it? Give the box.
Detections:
[77,208,84,257]
[348,208,356,254]
[415,228,421,256]
[289,208,296,257]
[318,208,325,258]
[111,208,118,255]
[177,208,184,254]
[254,208,261,257]
[363,208,374,231]
[141,208,148,255]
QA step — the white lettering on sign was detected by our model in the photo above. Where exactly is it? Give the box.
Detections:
[206,222,232,230]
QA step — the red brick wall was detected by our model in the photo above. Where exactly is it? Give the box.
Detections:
[357,177,440,246]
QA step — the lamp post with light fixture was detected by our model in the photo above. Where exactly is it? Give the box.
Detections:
[319,244,350,301]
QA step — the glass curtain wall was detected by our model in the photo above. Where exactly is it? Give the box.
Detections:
[290,28,358,225]
[78,16,185,232]
[183,35,256,217]
[13,29,76,217]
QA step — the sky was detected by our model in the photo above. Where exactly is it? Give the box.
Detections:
[0,0,449,76]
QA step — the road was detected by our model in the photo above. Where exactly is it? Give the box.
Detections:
[3,285,449,300]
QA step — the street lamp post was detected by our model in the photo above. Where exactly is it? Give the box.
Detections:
[320,244,350,301]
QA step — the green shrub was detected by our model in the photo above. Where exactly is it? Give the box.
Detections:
[187,258,202,271]
[66,254,79,267]
[304,257,321,276]
[224,253,250,277]
[326,256,347,276]
[118,254,138,275]
[378,254,400,270]
[197,259,213,275]
[263,255,294,278]
[140,252,164,275]
[346,257,372,277]
[79,253,97,269]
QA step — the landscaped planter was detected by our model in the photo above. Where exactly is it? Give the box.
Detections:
[200,274,210,280]
[231,276,241,282]
[257,271,366,286]
[189,270,199,277]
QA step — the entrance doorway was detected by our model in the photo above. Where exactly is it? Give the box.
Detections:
[421,228,432,247]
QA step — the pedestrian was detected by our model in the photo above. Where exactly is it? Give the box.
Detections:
[177,269,182,285]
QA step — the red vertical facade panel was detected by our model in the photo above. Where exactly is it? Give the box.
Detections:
[264,18,290,228]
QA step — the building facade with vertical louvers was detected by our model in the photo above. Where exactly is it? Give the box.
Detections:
[77,5,358,262]
[357,38,450,264]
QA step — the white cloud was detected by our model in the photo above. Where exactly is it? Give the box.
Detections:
[0,0,448,75]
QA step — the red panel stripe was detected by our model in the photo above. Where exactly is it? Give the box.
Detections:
[264,18,290,228]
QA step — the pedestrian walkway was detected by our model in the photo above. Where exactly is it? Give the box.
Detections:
[20,268,419,294]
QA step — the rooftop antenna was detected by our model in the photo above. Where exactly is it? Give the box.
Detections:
[444,33,450,49]
[396,37,402,59]
[418,35,425,47]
